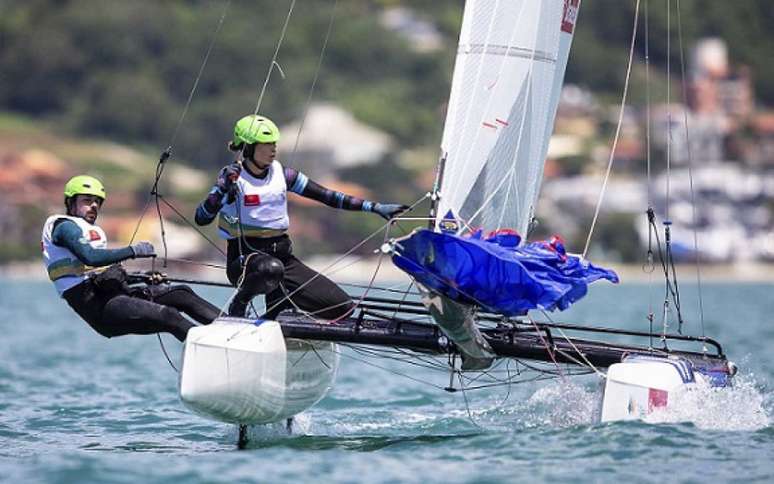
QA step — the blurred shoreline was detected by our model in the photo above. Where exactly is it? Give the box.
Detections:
[5,258,774,284]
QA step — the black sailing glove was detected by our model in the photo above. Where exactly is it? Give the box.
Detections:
[130,241,156,258]
[195,164,239,226]
[216,162,241,194]
[372,203,409,220]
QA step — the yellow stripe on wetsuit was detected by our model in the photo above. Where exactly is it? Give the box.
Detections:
[46,258,104,281]
[218,216,286,238]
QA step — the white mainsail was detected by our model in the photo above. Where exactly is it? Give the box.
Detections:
[437,0,580,237]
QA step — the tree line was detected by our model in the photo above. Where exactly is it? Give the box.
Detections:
[2,0,771,167]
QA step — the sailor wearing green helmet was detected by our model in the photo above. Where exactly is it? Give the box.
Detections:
[62,175,106,223]
[233,114,281,144]
[195,114,408,318]
[43,175,219,342]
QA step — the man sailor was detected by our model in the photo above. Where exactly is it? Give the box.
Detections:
[42,175,219,341]
[195,114,407,318]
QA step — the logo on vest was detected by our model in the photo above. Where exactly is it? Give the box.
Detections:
[88,230,101,241]
[244,194,261,206]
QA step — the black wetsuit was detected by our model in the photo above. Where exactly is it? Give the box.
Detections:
[63,281,218,342]
[53,219,219,341]
[196,164,357,320]
[225,235,352,320]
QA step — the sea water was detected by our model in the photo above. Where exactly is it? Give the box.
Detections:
[1,280,772,483]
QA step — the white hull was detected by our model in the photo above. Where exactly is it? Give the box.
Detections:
[599,354,729,422]
[179,318,339,425]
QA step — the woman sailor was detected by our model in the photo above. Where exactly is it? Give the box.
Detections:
[195,114,406,319]
[42,175,219,342]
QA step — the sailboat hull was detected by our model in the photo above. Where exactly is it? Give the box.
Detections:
[179,318,338,425]
[600,354,734,422]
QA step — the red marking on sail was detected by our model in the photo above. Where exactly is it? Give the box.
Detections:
[496,118,509,126]
[561,0,580,34]
[482,122,497,129]
[648,388,668,412]
[243,194,261,206]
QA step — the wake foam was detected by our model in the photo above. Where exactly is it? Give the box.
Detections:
[455,379,602,430]
[644,372,770,431]
[518,380,600,428]
[467,371,771,432]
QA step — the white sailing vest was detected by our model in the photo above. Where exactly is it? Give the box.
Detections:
[41,214,108,296]
[218,160,289,239]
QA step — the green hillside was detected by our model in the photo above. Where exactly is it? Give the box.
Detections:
[2,0,772,166]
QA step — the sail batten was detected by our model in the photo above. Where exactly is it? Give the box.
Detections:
[438,0,580,237]
[459,44,558,63]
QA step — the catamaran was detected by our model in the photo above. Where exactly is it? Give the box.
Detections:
[135,0,736,445]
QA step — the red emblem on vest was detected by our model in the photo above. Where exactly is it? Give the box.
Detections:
[88,230,101,241]
[561,0,579,34]
[244,194,261,206]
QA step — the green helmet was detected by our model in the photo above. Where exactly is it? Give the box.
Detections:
[233,114,280,145]
[64,175,106,201]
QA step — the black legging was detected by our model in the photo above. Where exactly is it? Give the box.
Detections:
[227,235,353,320]
[63,281,220,342]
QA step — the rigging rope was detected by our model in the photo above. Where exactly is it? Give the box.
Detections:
[170,2,232,150]
[129,0,232,248]
[643,0,657,348]
[528,318,566,384]
[156,333,179,373]
[644,0,653,212]
[582,0,641,258]
[252,0,296,115]
[338,343,569,396]
[666,0,672,222]
[334,345,447,391]
[645,210,684,339]
[456,372,483,428]
[676,0,707,340]
[288,0,339,166]
[538,306,605,378]
[553,327,606,379]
